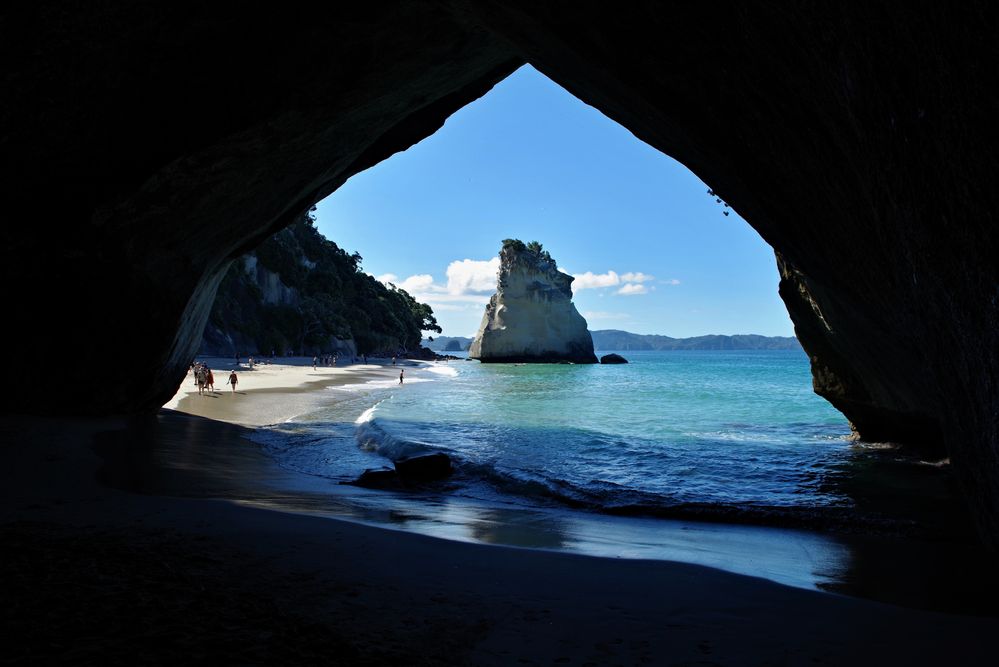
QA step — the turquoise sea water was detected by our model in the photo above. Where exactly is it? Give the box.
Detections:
[256,349,871,523]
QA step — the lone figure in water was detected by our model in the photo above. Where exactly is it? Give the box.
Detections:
[399,368,404,384]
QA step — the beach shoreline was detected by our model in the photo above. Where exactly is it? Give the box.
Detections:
[156,355,999,614]
[164,355,419,426]
[2,406,997,664]
[1,358,996,662]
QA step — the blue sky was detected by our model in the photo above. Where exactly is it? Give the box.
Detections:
[315,65,793,339]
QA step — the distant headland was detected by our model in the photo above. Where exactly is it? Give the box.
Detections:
[426,331,798,352]
[589,330,800,351]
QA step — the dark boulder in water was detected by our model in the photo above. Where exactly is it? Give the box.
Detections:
[395,453,453,482]
[344,468,402,490]
[600,353,628,364]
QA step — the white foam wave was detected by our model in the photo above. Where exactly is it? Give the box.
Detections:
[354,412,428,460]
[355,402,380,425]
[424,365,459,377]
[329,377,431,393]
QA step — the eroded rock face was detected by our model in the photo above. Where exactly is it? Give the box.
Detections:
[469,243,597,364]
[4,4,999,544]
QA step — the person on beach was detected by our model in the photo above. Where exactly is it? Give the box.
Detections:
[195,365,207,395]
[392,356,396,365]
[313,356,317,370]
[206,367,215,392]
[399,368,404,384]
[228,370,238,393]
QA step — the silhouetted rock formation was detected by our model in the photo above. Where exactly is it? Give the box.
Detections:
[469,240,597,364]
[394,453,453,482]
[4,4,999,544]
[600,354,628,364]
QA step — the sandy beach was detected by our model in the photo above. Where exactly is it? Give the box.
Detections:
[163,356,409,426]
[2,358,996,664]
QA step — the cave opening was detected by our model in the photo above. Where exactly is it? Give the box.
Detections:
[175,65,976,557]
[6,7,998,640]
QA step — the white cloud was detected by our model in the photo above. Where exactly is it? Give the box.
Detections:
[417,293,491,304]
[428,303,473,312]
[376,260,495,319]
[445,257,500,295]
[662,278,681,286]
[572,270,620,290]
[397,274,438,293]
[572,269,658,292]
[620,272,654,283]
[616,283,648,296]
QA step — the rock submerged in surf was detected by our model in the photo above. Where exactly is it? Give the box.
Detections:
[394,452,453,482]
[600,353,628,364]
[347,467,403,489]
[344,453,454,488]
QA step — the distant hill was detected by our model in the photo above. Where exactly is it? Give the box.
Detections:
[589,330,800,351]
[423,336,473,352]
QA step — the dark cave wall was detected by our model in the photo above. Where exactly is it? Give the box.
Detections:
[0,2,521,412]
[2,2,998,542]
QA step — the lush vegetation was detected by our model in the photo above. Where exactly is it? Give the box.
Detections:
[207,208,440,356]
[501,238,553,264]
[500,239,555,268]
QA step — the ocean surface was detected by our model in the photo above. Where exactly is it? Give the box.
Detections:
[238,348,983,596]
[251,349,909,524]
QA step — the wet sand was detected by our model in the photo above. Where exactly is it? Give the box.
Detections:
[2,360,997,663]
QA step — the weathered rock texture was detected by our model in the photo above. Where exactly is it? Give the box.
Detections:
[469,244,597,364]
[3,3,999,544]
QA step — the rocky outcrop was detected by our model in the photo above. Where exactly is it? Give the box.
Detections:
[600,354,628,365]
[4,4,999,544]
[345,452,454,488]
[394,453,453,482]
[242,256,299,307]
[469,242,597,364]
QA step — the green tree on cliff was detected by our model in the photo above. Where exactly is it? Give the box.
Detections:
[207,208,439,355]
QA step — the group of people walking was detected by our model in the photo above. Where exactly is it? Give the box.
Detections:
[191,362,238,395]
[313,354,339,370]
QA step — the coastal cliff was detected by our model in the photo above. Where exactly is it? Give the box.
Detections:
[203,210,440,357]
[469,240,597,364]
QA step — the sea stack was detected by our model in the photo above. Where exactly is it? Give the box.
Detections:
[469,240,597,364]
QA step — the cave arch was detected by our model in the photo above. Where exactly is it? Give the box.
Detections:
[3,3,997,543]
